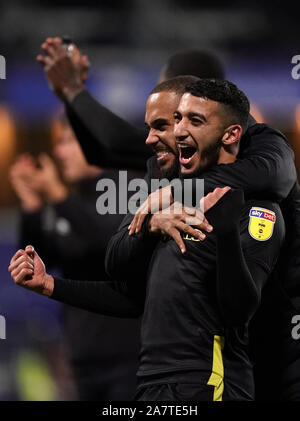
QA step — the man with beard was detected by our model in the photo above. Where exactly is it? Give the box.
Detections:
[105,79,285,401]
[8,77,292,400]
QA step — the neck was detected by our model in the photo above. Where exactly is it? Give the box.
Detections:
[217,145,238,165]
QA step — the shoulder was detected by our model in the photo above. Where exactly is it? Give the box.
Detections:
[243,199,282,213]
[245,121,286,141]
[240,121,291,155]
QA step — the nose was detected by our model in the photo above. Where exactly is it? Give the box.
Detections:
[145,129,158,146]
[174,120,188,141]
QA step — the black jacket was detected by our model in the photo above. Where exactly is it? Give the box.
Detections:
[63,90,300,399]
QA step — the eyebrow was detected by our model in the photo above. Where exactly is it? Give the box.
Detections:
[145,118,169,128]
[187,112,207,122]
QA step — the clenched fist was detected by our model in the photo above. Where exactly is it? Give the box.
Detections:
[8,245,54,297]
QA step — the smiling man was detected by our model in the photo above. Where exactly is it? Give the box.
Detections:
[143,76,198,180]
[106,79,285,401]
[174,81,248,177]
[144,91,178,175]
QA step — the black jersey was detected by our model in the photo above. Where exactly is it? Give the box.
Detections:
[137,199,285,401]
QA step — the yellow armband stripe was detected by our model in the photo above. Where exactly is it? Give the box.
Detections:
[207,335,225,401]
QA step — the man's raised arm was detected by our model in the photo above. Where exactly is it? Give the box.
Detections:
[37,37,151,169]
[8,246,144,318]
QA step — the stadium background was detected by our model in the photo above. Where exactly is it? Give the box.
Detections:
[0,0,299,400]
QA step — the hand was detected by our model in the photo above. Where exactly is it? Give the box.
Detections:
[9,154,43,211]
[201,186,232,212]
[8,245,54,297]
[37,37,89,102]
[34,154,68,202]
[148,202,213,254]
[10,153,67,204]
[129,185,231,236]
[129,185,173,235]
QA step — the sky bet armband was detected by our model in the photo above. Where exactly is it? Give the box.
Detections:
[248,207,276,241]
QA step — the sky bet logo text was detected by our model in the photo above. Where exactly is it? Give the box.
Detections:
[249,209,276,222]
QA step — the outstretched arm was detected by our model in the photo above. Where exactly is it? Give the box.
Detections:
[66,91,150,169]
[8,246,144,318]
[51,276,144,318]
[37,37,150,169]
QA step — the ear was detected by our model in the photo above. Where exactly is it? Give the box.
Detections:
[221,125,242,145]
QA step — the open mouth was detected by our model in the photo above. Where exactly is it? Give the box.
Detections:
[157,151,169,159]
[154,147,172,163]
[178,145,197,165]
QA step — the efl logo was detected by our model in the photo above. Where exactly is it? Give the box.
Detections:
[292,55,300,80]
[0,315,6,339]
[0,55,6,80]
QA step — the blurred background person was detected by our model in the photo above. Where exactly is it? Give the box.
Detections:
[9,115,142,400]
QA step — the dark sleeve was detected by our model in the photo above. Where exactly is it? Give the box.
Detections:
[206,190,285,327]
[105,162,158,282]
[65,90,152,170]
[206,124,296,199]
[174,123,297,204]
[51,276,144,318]
[105,212,158,284]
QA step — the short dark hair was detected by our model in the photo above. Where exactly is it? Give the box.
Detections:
[150,75,199,96]
[163,50,225,80]
[185,79,250,132]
